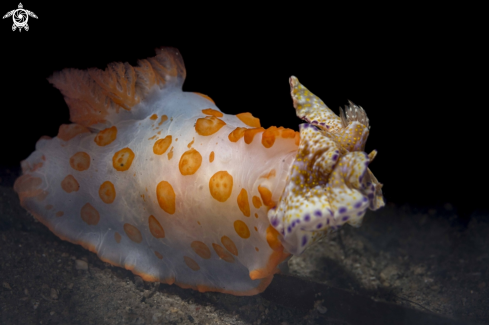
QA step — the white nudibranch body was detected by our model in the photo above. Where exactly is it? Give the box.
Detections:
[14,48,384,296]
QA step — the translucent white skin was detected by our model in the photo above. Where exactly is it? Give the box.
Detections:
[15,81,298,295]
[14,48,384,296]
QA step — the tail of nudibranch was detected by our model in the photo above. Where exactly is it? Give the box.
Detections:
[268,76,385,255]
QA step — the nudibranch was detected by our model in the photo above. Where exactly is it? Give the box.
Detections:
[14,47,384,296]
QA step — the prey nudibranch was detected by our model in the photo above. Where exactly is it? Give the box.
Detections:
[14,47,384,296]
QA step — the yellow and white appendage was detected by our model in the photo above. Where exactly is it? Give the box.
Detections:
[268,77,385,255]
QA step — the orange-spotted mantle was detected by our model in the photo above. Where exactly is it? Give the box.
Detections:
[14,47,385,296]
[14,48,299,296]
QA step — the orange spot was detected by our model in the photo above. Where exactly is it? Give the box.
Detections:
[202,108,223,117]
[191,241,211,259]
[252,196,262,208]
[150,114,158,120]
[255,247,259,252]
[266,225,282,250]
[114,232,121,243]
[237,112,261,128]
[154,251,163,259]
[156,181,176,214]
[262,126,280,148]
[195,116,226,136]
[13,174,43,198]
[153,135,172,155]
[45,204,53,210]
[35,190,49,202]
[258,185,275,208]
[209,171,233,202]
[56,211,64,217]
[295,131,301,145]
[187,138,195,148]
[244,127,265,144]
[255,213,259,218]
[195,93,215,104]
[254,226,258,232]
[212,243,235,263]
[280,127,296,139]
[234,220,250,239]
[260,169,276,179]
[70,152,90,171]
[124,223,143,243]
[221,236,238,256]
[57,124,90,141]
[209,151,214,162]
[61,175,80,193]
[184,256,200,271]
[112,148,135,171]
[158,115,168,126]
[80,203,100,225]
[179,148,202,175]
[94,126,117,146]
[168,147,174,160]
[148,135,156,140]
[148,215,165,238]
[237,188,250,217]
[228,127,247,142]
[99,181,116,204]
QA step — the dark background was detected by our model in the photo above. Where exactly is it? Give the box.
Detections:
[0,4,483,219]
